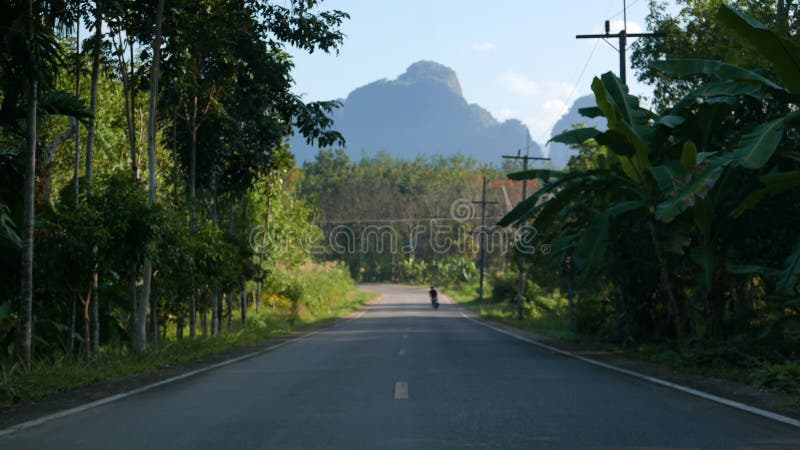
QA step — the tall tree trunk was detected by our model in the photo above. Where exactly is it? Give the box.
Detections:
[138,0,164,353]
[19,0,37,366]
[218,293,224,335]
[151,279,158,347]
[130,265,138,350]
[69,24,81,355]
[189,291,196,340]
[86,0,103,360]
[73,19,81,204]
[146,0,163,203]
[68,292,76,355]
[211,293,219,335]
[240,280,247,325]
[82,290,91,359]
[115,31,137,180]
[201,309,207,337]
[129,41,138,179]
[186,89,200,338]
[86,2,102,194]
[255,281,261,314]
[226,291,233,331]
[176,315,184,343]
[240,201,247,325]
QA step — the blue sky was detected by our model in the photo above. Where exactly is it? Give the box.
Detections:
[288,0,680,148]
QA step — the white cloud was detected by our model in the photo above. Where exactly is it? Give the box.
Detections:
[494,108,520,122]
[490,78,584,144]
[471,42,496,52]
[500,71,540,96]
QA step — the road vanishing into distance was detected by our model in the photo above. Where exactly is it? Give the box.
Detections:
[2,284,799,449]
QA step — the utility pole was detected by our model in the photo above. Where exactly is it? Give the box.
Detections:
[502,133,550,320]
[576,2,664,84]
[473,176,497,301]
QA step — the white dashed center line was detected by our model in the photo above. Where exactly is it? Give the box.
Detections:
[394,381,409,400]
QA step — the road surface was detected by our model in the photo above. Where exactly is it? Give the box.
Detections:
[2,284,799,449]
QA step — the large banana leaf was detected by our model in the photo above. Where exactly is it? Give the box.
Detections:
[595,130,635,157]
[733,118,785,169]
[0,203,20,248]
[499,170,630,228]
[531,174,640,229]
[549,127,601,146]
[578,106,604,118]
[605,200,646,217]
[507,168,565,181]
[617,155,643,183]
[549,234,580,255]
[655,115,686,129]
[655,162,726,222]
[670,80,772,113]
[498,172,576,227]
[727,264,782,277]
[528,181,590,228]
[591,72,653,169]
[576,212,610,271]
[651,59,784,91]
[649,162,687,194]
[732,170,800,217]
[718,4,800,94]
[38,91,92,120]
[574,201,645,273]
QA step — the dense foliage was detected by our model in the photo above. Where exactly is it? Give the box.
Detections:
[500,5,800,365]
[0,0,350,371]
[299,150,531,284]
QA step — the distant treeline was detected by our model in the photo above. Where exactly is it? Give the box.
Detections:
[298,150,541,283]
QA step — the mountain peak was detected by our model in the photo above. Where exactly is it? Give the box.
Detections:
[289,60,543,164]
[396,60,462,97]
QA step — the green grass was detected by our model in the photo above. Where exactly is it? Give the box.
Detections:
[442,281,800,396]
[0,282,378,407]
[441,281,576,340]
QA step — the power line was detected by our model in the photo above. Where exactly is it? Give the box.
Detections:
[544,37,600,146]
[576,16,664,85]
[609,0,643,20]
[536,0,647,145]
[314,217,506,225]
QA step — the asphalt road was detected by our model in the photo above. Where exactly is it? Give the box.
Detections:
[2,284,799,449]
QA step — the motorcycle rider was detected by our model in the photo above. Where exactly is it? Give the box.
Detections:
[429,286,439,305]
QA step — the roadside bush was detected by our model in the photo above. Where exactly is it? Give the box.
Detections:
[751,362,800,395]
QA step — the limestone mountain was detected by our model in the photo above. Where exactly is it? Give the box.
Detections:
[289,61,542,163]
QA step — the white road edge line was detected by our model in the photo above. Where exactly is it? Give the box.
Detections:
[0,296,383,438]
[461,313,800,429]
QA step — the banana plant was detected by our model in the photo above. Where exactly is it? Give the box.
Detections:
[649,4,800,297]
[498,3,800,342]
[500,71,699,340]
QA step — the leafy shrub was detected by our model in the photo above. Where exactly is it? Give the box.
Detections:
[751,362,800,394]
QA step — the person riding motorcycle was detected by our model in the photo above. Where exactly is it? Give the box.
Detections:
[429,286,439,308]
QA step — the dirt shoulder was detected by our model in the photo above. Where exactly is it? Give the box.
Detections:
[444,294,800,421]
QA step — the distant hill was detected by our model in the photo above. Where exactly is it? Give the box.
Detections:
[546,94,607,168]
[289,61,542,163]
